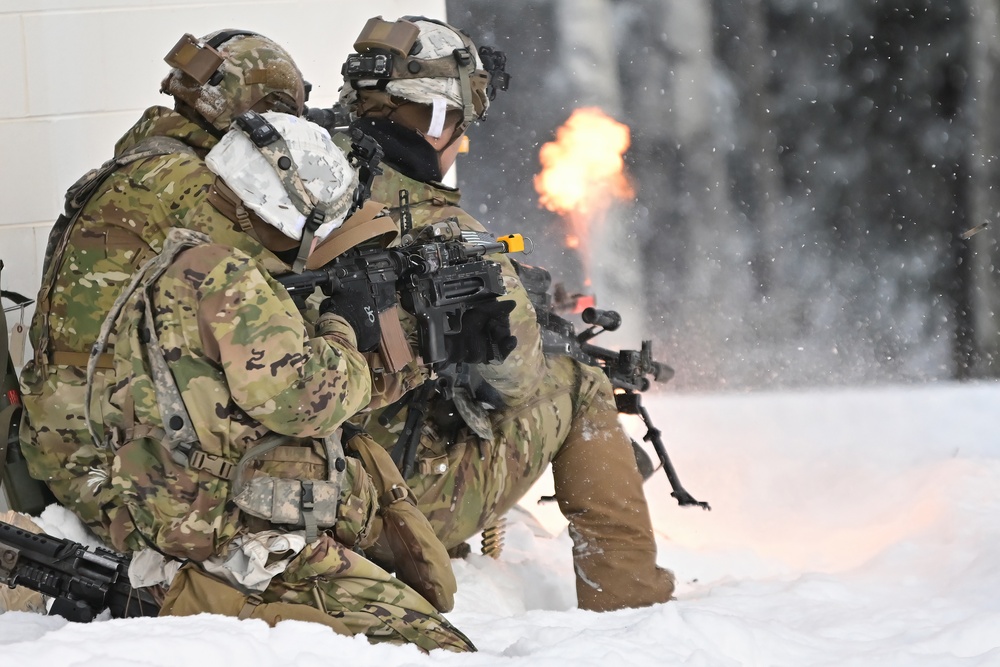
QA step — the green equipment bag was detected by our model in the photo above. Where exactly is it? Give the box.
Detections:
[0,259,55,515]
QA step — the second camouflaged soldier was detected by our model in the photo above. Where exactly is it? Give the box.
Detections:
[336,16,676,611]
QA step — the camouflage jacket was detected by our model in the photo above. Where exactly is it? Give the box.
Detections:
[101,229,373,559]
[19,106,299,542]
[382,164,543,399]
[345,158,546,444]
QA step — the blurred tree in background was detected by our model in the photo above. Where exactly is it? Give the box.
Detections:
[446,0,1000,390]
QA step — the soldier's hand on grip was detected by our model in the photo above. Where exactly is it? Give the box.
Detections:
[444,299,517,365]
[321,289,381,352]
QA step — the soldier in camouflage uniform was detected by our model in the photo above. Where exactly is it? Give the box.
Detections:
[19,30,310,545]
[336,17,676,611]
[92,112,473,651]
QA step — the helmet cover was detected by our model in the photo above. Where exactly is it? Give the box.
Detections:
[205,112,357,241]
[162,31,306,132]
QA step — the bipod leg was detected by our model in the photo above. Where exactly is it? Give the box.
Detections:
[615,391,710,510]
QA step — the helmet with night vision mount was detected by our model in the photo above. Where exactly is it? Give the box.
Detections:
[162,30,307,133]
[339,16,509,136]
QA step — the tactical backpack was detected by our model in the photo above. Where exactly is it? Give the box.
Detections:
[0,260,55,515]
[85,229,377,561]
[13,136,204,540]
[5,136,216,520]
[31,135,195,373]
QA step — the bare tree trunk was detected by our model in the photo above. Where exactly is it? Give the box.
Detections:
[653,0,754,387]
[727,0,783,295]
[966,0,1000,376]
[553,0,623,115]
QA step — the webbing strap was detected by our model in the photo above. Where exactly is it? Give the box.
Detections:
[233,111,313,215]
[188,450,235,480]
[300,480,317,543]
[453,49,476,130]
[238,595,264,620]
[84,228,211,451]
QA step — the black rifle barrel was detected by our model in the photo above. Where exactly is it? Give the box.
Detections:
[0,519,160,621]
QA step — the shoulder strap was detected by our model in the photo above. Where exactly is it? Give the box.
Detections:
[33,136,197,371]
[84,228,211,452]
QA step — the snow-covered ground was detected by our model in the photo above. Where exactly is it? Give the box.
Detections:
[3,380,1000,666]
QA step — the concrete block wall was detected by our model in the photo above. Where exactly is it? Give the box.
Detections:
[0,0,445,368]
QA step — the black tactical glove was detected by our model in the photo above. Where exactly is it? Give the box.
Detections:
[443,299,518,365]
[320,288,381,353]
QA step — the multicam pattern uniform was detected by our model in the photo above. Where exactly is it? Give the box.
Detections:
[102,233,471,651]
[18,107,474,649]
[102,234,372,558]
[20,106,251,543]
[349,162,558,543]
[351,163,674,611]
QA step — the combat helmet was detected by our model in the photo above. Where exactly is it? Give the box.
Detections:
[339,16,509,137]
[205,111,359,271]
[162,30,307,133]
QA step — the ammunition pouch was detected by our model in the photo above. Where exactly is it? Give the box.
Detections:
[345,429,456,613]
[233,452,378,549]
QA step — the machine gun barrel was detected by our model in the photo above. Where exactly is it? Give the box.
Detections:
[511,259,708,509]
[581,307,621,331]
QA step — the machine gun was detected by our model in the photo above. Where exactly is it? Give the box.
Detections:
[513,260,710,510]
[277,223,524,370]
[304,103,353,135]
[0,518,159,621]
[278,223,526,478]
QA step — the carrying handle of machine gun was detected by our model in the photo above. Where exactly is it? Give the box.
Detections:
[616,391,710,510]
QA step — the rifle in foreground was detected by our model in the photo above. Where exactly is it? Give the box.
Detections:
[513,260,710,510]
[0,519,159,621]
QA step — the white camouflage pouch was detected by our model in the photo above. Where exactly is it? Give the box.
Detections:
[231,431,378,547]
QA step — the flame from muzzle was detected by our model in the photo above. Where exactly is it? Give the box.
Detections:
[533,108,634,281]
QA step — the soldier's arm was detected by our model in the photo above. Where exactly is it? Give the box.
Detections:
[451,211,547,403]
[168,245,373,438]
